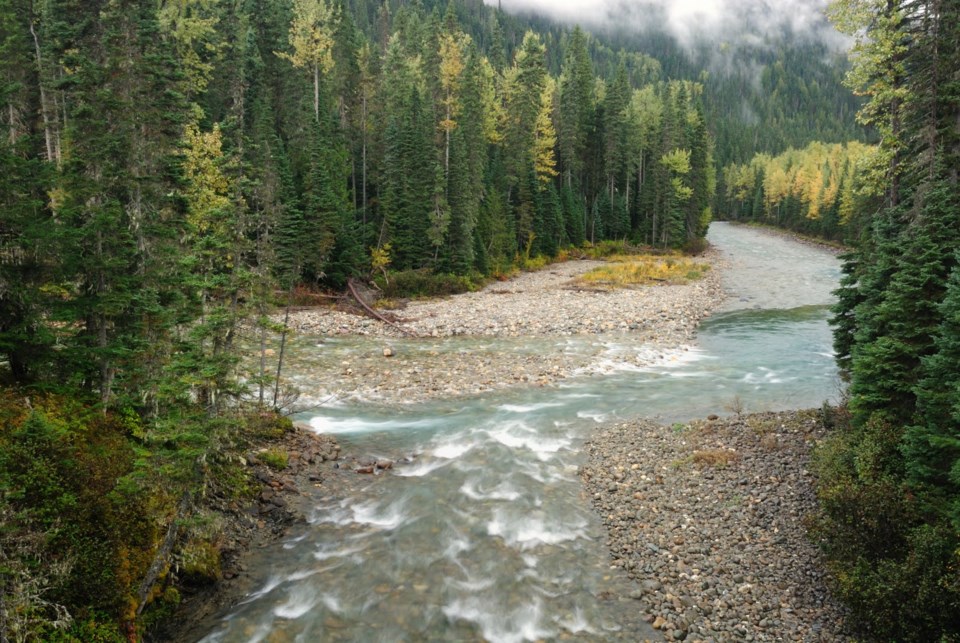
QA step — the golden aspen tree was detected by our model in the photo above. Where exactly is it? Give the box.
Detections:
[277,0,340,122]
[438,31,467,178]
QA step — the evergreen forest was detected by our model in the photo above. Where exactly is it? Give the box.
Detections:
[812,0,960,639]
[1,0,957,639]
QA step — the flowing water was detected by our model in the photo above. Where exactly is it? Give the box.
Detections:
[196,223,841,642]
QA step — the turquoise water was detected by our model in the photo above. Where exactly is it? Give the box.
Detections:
[196,223,841,642]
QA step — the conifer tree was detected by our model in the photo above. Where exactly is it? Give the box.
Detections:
[904,256,960,527]
[558,26,593,190]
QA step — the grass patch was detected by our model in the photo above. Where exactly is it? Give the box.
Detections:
[259,448,289,471]
[573,254,709,290]
[690,449,739,468]
[579,239,648,259]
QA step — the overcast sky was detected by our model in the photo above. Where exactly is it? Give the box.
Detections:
[485,0,847,50]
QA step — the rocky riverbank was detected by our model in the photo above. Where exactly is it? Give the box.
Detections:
[273,251,724,405]
[581,410,850,642]
[159,424,344,642]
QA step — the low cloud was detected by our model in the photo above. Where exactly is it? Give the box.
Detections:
[489,0,849,52]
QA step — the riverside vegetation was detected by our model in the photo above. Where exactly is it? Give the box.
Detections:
[1,0,725,636]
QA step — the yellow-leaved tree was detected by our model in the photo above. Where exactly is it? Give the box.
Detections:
[277,0,340,122]
[439,32,468,177]
[533,77,559,184]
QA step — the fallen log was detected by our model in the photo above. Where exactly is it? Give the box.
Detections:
[347,278,419,338]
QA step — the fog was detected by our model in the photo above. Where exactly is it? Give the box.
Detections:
[487,0,849,51]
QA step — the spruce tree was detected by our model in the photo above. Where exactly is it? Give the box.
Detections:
[904,256,960,527]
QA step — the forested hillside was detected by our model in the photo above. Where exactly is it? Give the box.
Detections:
[720,140,873,241]
[0,0,887,639]
[813,0,960,640]
[0,0,719,638]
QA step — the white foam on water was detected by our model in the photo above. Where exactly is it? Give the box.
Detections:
[286,568,321,583]
[274,586,316,619]
[238,576,284,605]
[459,478,522,502]
[443,534,473,561]
[307,414,442,435]
[522,554,539,568]
[556,391,601,400]
[576,410,609,423]
[393,457,450,477]
[313,542,365,561]
[241,623,273,643]
[742,367,783,384]
[572,343,707,377]
[197,628,228,643]
[487,423,571,461]
[497,401,563,413]
[350,499,409,530]
[432,441,474,459]
[447,574,495,592]
[320,593,342,613]
[556,607,599,635]
[442,597,551,643]
[516,459,572,487]
[487,508,588,550]
[591,358,647,374]
[282,533,308,550]
[308,502,354,526]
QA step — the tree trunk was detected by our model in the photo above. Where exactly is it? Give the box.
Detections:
[135,493,190,618]
[29,22,58,166]
[273,291,293,409]
[7,102,17,146]
[362,92,368,225]
[313,63,320,122]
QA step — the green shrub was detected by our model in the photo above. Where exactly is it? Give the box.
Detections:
[246,410,293,440]
[377,269,481,298]
[683,237,710,255]
[823,524,960,641]
[47,614,127,643]
[178,539,222,586]
[0,393,176,638]
[811,411,960,641]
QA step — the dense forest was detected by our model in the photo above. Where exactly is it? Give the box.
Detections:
[0,0,720,637]
[813,0,960,640]
[7,0,952,640]
[719,140,873,241]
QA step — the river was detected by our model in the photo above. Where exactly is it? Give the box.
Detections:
[195,222,841,642]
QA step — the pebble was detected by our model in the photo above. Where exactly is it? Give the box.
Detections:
[272,254,725,405]
[580,411,853,642]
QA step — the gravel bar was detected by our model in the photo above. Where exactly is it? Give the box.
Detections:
[581,411,851,642]
[279,252,724,404]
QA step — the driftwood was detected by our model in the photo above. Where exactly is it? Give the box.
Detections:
[347,278,419,338]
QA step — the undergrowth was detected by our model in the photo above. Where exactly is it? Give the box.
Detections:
[574,254,709,289]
